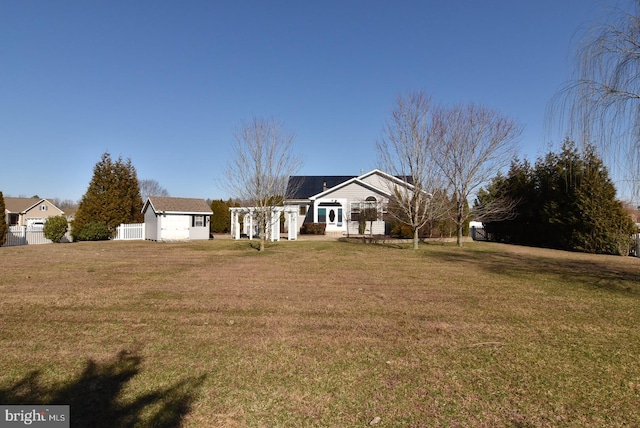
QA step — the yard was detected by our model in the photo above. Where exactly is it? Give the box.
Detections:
[1,238,639,427]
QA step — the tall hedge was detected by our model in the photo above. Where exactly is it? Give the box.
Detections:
[72,152,144,241]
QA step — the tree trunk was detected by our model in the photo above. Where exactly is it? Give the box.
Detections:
[456,206,464,247]
[413,227,419,250]
[259,220,266,251]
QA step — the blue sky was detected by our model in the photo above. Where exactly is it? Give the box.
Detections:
[0,0,620,202]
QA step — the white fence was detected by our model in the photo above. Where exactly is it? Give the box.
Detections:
[114,223,145,240]
[2,223,145,247]
[2,225,72,247]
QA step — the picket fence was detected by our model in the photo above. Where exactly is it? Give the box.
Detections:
[2,225,72,247]
[114,223,145,240]
[2,223,145,247]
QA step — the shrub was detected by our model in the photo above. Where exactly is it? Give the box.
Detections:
[72,221,111,241]
[390,223,413,239]
[300,223,326,235]
[43,216,69,243]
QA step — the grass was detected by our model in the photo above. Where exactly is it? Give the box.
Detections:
[1,238,640,427]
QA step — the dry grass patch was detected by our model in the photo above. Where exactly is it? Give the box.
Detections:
[1,239,639,426]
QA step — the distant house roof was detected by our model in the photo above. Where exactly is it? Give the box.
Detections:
[286,176,357,199]
[143,196,213,215]
[4,197,64,214]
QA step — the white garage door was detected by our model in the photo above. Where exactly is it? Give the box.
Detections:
[160,215,190,240]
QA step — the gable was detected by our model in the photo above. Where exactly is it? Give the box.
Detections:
[358,170,413,192]
[286,175,356,199]
[312,179,391,201]
[286,169,414,202]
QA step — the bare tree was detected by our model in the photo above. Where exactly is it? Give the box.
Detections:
[139,179,169,202]
[434,103,522,246]
[224,117,302,251]
[472,195,520,223]
[551,1,640,202]
[51,198,78,210]
[376,92,450,249]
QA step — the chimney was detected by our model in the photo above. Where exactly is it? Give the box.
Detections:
[322,181,327,192]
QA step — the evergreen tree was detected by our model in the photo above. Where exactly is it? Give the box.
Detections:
[571,145,635,254]
[210,199,232,233]
[72,152,144,240]
[0,191,7,246]
[477,160,536,244]
[482,140,635,254]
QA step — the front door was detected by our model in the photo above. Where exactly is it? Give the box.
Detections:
[318,204,343,230]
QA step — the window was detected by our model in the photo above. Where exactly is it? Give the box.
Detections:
[40,205,48,211]
[362,197,379,221]
[318,208,326,223]
[193,215,204,227]
[299,205,307,216]
[350,202,360,221]
[364,196,377,209]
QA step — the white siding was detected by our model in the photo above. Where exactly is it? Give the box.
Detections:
[189,216,210,240]
[144,208,158,240]
[318,181,388,202]
[359,173,394,192]
[160,215,190,240]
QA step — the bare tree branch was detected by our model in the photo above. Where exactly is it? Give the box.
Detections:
[223,117,302,251]
[435,103,522,246]
[472,196,520,223]
[376,92,450,249]
[139,179,169,203]
[549,1,640,203]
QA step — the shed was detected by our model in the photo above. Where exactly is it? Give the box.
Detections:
[142,196,213,241]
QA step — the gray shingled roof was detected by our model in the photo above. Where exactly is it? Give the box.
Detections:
[146,196,212,214]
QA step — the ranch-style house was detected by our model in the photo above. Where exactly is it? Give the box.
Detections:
[284,169,414,236]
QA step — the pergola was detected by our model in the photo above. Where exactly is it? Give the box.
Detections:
[229,206,298,241]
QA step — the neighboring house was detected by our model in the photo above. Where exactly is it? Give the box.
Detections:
[142,196,213,241]
[4,197,65,227]
[285,169,414,236]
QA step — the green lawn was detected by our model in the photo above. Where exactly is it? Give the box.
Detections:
[1,239,639,427]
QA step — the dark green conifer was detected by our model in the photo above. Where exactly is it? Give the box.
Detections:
[210,199,231,233]
[0,191,7,246]
[481,140,635,255]
[72,152,144,240]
